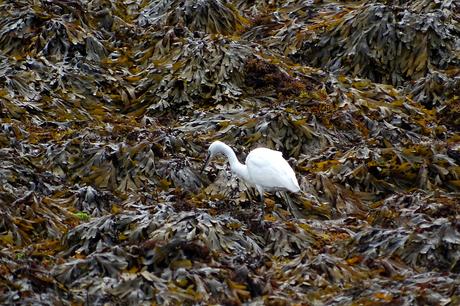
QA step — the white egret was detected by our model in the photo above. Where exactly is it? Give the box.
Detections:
[201,141,301,219]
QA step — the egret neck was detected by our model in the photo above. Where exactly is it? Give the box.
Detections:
[214,142,250,183]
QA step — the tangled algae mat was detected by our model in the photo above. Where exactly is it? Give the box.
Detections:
[1,0,459,305]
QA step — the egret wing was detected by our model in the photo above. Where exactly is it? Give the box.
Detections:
[245,148,299,192]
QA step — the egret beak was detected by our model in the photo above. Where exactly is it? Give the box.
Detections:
[200,154,210,174]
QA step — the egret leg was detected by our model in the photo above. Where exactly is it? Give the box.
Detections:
[281,191,301,220]
[256,186,265,221]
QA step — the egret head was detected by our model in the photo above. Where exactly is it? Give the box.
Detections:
[200,141,225,173]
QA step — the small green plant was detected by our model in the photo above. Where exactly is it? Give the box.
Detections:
[16,252,25,260]
[74,211,90,221]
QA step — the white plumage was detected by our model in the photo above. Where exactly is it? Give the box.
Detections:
[245,147,300,194]
[201,141,300,218]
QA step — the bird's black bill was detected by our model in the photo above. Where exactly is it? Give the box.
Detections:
[200,154,210,174]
